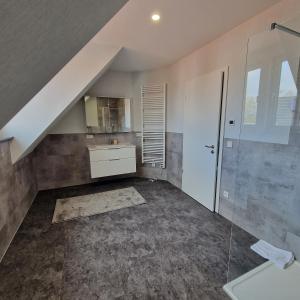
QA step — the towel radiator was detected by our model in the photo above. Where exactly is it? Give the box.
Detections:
[141,84,166,168]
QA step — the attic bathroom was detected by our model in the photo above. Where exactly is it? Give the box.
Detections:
[1,1,300,299]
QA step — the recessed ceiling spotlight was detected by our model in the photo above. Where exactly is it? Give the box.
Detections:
[151,13,160,22]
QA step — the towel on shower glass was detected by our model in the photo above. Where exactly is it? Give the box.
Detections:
[251,240,294,269]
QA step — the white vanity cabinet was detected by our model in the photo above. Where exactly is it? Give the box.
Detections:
[88,144,136,178]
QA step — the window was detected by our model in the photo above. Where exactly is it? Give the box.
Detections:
[243,68,261,125]
[275,60,298,126]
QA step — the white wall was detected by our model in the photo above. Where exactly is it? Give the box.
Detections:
[52,0,300,137]
[51,101,87,134]
[88,70,133,98]
[132,0,300,137]
[51,70,134,133]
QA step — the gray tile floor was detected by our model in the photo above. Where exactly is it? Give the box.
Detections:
[0,178,263,300]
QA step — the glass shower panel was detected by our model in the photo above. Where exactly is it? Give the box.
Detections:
[243,68,261,125]
[226,16,300,281]
[276,61,297,126]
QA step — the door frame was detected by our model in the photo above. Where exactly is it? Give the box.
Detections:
[215,66,229,213]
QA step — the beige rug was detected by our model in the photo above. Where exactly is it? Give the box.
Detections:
[52,187,146,223]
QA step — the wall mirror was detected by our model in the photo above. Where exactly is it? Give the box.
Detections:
[84,96,131,133]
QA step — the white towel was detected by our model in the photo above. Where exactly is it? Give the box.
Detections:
[251,240,294,269]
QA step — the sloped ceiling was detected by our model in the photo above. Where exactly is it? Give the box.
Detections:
[0,0,127,129]
[92,0,281,71]
[1,43,122,163]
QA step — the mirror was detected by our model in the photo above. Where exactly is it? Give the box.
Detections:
[84,96,131,133]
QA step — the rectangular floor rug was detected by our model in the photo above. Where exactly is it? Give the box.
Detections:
[52,187,146,223]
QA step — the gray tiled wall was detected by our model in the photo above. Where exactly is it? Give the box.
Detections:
[219,138,300,259]
[33,133,138,190]
[137,132,183,187]
[166,132,183,188]
[0,141,37,260]
[33,132,183,190]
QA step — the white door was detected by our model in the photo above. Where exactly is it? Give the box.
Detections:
[182,69,224,211]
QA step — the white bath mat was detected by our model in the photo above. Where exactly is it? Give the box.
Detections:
[52,187,146,223]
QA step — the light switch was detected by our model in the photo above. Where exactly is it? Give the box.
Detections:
[226,140,233,148]
[223,191,229,199]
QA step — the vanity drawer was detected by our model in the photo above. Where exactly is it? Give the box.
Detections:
[89,147,135,162]
[90,158,136,178]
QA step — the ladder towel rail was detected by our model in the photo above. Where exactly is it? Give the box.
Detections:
[141,83,166,168]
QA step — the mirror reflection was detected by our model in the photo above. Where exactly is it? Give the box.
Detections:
[84,96,131,133]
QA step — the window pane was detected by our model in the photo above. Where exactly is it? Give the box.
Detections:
[276,61,297,126]
[244,68,261,125]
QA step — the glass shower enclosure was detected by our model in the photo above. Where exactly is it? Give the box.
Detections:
[223,16,300,281]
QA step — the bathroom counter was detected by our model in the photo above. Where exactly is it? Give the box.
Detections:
[87,144,136,178]
[223,260,300,300]
[87,144,135,151]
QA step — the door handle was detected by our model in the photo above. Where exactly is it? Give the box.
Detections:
[204,145,215,149]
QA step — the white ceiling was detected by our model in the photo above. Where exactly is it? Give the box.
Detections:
[93,0,281,72]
